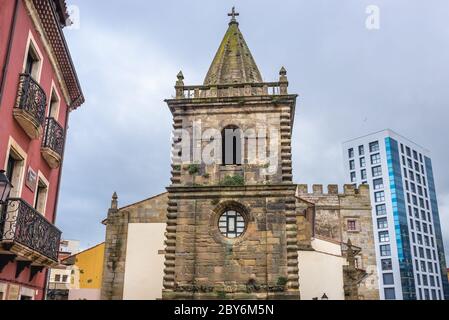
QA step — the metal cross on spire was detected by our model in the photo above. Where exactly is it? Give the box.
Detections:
[228,6,239,23]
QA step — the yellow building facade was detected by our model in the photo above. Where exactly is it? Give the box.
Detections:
[63,243,105,300]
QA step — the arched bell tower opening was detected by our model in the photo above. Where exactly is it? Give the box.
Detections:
[222,125,242,166]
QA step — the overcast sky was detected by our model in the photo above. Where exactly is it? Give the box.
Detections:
[57,0,449,261]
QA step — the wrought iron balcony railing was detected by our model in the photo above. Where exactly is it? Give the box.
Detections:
[41,117,65,168]
[0,199,61,262]
[13,73,47,139]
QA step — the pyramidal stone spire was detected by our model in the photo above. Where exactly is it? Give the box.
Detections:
[203,7,263,86]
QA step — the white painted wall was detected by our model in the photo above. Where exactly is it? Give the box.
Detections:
[69,289,101,300]
[123,223,165,300]
[298,238,346,300]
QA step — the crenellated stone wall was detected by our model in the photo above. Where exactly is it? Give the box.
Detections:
[296,184,380,300]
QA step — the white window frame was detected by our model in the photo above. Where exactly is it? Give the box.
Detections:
[32,171,49,216]
[47,80,61,120]
[3,137,28,199]
[22,31,44,83]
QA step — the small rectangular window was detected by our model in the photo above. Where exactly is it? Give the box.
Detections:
[34,179,48,215]
[377,218,388,229]
[414,162,420,172]
[350,172,356,183]
[381,258,392,271]
[348,148,354,158]
[370,141,380,153]
[406,146,411,157]
[375,191,385,203]
[416,174,421,184]
[25,47,39,78]
[372,166,382,177]
[424,289,430,300]
[360,157,366,168]
[426,248,432,259]
[419,247,425,258]
[23,38,42,82]
[423,274,428,286]
[361,169,367,180]
[379,231,390,243]
[349,160,355,170]
[373,178,384,190]
[414,208,419,219]
[380,245,391,256]
[429,275,435,286]
[48,88,60,119]
[384,288,396,300]
[371,153,381,165]
[417,233,423,244]
[376,204,387,216]
[383,273,394,285]
[6,147,26,198]
[358,145,364,156]
[431,290,437,300]
[347,220,357,232]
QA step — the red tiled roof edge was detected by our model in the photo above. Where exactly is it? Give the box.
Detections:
[33,0,85,110]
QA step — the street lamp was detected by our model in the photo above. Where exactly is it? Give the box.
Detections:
[321,293,329,300]
[0,170,13,204]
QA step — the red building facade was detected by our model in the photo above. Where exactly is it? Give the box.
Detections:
[0,0,84,300]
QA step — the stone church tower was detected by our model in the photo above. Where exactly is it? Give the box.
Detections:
[100,8,379,301]
[162,9,300,299]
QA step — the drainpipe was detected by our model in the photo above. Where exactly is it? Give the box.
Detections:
[0,0,20,109]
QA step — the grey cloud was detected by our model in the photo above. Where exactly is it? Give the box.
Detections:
[59,0,449,261]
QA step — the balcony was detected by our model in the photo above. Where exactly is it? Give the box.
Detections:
[0,198,61,267]
[41,117,65,169]
[13,73,47,139]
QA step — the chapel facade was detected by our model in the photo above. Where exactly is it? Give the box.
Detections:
[100,9,379,300]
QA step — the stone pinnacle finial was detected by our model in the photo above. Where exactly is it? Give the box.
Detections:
[279,66,288,94]
[111,192,118,209]
[279,66,287,76]
[176,71,185,98]
[228,6,240,25]
[176,71,184,86]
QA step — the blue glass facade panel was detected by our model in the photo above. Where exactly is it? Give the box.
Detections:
[385,138,416,300]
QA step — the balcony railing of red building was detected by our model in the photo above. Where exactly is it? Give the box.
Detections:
[0,199,61,264]
[13,73,47,139]
[41,117,65,169]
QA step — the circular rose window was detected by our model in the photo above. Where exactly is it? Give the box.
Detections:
[218,210,245,238]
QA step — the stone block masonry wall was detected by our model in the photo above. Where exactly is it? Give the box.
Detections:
[162,185,299,300]
[297,184,380,300]
[100,196,128,300]
[101,193,168,300]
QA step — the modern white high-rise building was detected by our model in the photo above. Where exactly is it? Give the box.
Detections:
[343,129,449,300]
